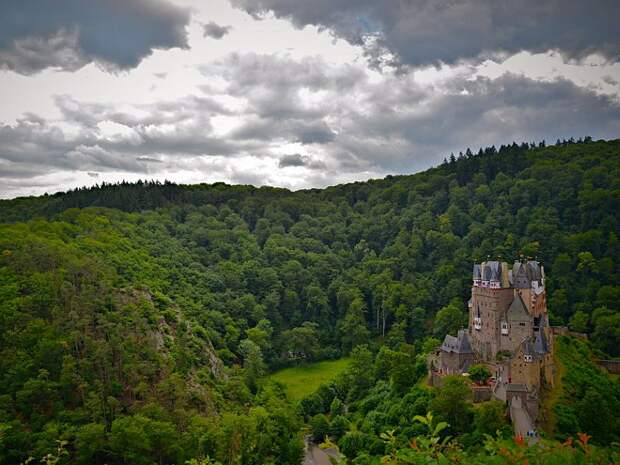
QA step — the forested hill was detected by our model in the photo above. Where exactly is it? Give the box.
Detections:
[0,138,619,464]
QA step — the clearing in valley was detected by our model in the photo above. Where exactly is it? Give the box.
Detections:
[266,358,351,400]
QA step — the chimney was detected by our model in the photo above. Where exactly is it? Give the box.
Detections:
[501,262,510,288]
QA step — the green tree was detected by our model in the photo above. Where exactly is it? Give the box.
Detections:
[340,297,371,353]
[74,423,107,465]
[430,377,473,434]
[568,310,589,333]
[330,397,344,416]
[329,415,350,440]
[309,414,330,442]
[109,415,153,465]
[591,308,620,357]
[281,322,320,362]
[239,339,266,391]
[474,400,508,436]
[433,300,467,338]
[468,364,491,384]
[346,345,376,401]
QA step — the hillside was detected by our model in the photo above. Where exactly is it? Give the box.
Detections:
[0,138,619,464]
[540,335,620,443]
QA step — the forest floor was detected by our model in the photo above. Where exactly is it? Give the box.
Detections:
[265,358,351,400]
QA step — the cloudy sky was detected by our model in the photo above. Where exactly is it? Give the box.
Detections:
[1,0,619,198]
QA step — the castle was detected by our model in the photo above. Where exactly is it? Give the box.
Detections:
[437,260,555,415]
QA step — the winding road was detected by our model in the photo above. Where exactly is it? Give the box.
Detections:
[303,437,339,465]
[509,396,539,444]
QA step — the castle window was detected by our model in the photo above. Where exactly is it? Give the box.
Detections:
[519,322,526,326]
[501,321,509,335]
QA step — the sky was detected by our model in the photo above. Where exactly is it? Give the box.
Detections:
[0,0,619,199]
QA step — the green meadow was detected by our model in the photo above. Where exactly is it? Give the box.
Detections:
[266,358,352,400]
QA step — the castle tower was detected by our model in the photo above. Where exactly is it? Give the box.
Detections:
[469,261,514,360]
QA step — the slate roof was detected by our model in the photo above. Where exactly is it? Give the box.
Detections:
[523,337,535,355]
[521,334,547,359]
[483,261,502,281]
[441,329,473,354]
[507,295,529,321]
[527,261,542,280]
[473,263,482,279]
[512,260,543,288]
[533,329,549,354]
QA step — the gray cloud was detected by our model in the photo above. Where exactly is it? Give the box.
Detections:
[0,94,252,181]
[231,118,335,145]
[212,54,620,173]
[231,0,620,68]
[278,153,305,167]
[136,156,164,163]
[278,153,327,169]
[203,22,232,40]
[202,53,358,144]
[1,53,620,197]
[0,0,190,74]
[212,53,365,96]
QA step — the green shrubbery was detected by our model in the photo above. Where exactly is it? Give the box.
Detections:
[552,336,620,444]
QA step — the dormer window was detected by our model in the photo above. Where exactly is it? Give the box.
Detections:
[501,321,509,335]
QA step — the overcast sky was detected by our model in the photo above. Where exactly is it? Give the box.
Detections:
[1,0,619,199]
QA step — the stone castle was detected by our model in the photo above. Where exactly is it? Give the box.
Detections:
[436,260,555,418]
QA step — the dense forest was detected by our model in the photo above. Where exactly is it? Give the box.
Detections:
[0,138,619,464]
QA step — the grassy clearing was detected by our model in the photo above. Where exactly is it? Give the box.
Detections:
[265,358,351,401]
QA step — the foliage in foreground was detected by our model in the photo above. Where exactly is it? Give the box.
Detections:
[329,413,618,465]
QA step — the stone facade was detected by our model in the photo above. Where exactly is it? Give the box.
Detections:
[438,329,475,375]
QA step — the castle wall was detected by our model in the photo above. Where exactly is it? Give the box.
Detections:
[594,359,620,374]
[500,317,531,353]
[440,351,474,375]
[542,353,555,388]
[516,286,545,318]
[508,347,541,391]
[472,386,492,403]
